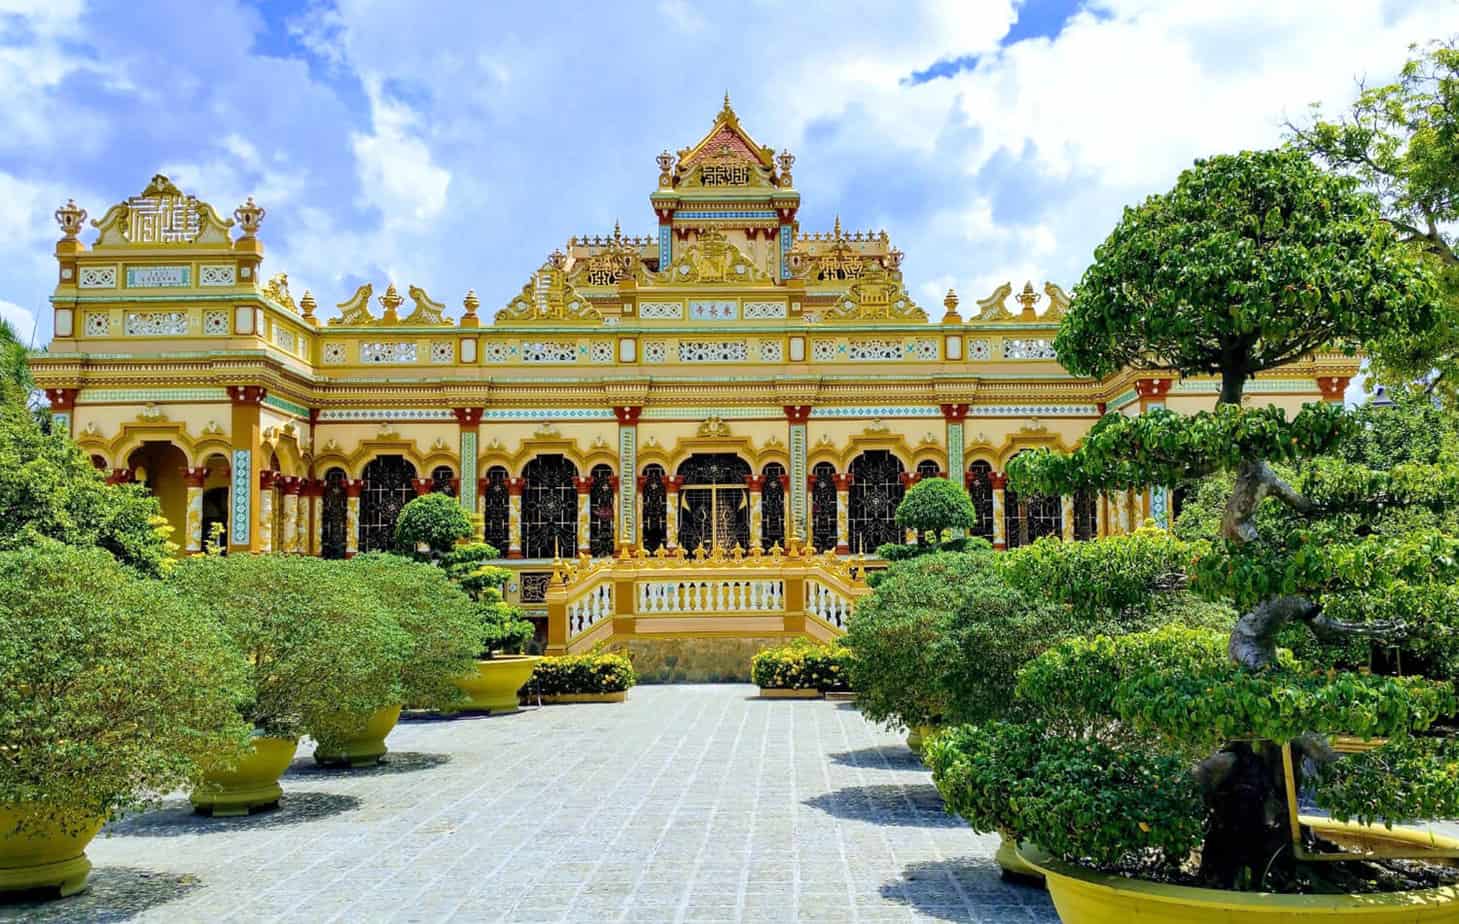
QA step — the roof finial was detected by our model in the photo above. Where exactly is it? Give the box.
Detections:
[613,219,622,242]
[723,90,731,112]
[833,215,842,240]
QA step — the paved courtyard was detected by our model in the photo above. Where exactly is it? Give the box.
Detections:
[2,684,1057,923]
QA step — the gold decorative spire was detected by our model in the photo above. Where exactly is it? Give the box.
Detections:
[942,289,961,324]
[54,198,87,240]
[299,289,317,324]
[722,90,732,114]
[461,289,480,326]
[833,215,842,240]
[656,149,675,187]
[613,219,622,242]
[233,195,265,237]
[1016,280,1041,319]
[776,149,795,188]
[378,283,403,323]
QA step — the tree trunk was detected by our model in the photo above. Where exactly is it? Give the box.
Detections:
[1219,363,1248,406]
[1198,740,1294,889]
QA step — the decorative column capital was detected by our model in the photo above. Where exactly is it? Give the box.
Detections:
[572,476,594,494]
[613,405,643,424]
[227,385,267,406]
[301,478,325,499]
[477,476,489,495]
[45,387,78,411]
[452,407,485,426]
[778,474,791,491]
[278,476,303,496]
[410,478,433,496]
[1096,401,1108,415]
[988,472,1008,490]
[1316,375,1351,403]
[1133,378,1173,399]
[107,468,135,486]
[507,476,526,496]
[939,403,969,422]
[344,478,366,498]
[783,405,813,423]
[899,472,920,488]
[259,469,279,491]
[745,474,765,492]
[664,475,685,493]
[181,466,209,488]
[832,472,854,491]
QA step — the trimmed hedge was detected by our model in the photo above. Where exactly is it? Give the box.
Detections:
[530,651,637,695]
[750,640,852,691]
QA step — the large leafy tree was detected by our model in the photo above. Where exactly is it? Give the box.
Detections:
[1288,38,1459,398]
[1000,149,1459,890]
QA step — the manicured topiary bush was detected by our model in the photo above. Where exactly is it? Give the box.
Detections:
[750,639,852,692]
[394,492,473,557]
[437,542,535,657]
[344,553,482,711]
[0,543,251,828]
[894,477,975,546]
[530,650,637,695]
[168,555,412,740]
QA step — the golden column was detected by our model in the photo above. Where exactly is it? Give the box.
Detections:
[257,469,276,554]
[573,475,593,556]
[506,477,525,559]
[833,472,853,554]
[344,478,364,558]
[1061,495,1076,542]
[181,466,208,553]
[745,474,765,551]
[280,476,302,554]
[664,475,684,550]
[989,472,1008,550]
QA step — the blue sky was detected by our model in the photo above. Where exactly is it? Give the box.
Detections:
[0,0,1454,345]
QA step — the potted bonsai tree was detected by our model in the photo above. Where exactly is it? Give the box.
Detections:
[894,476,975,547]
[0,543,250,896]
[931,147,1459,920]
[168,554,411,813]
[441,544,539,713]
[309,553,482,766]
[394,492,473,559]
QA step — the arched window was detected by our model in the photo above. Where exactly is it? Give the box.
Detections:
[761,462,786,551]
[522,454,578,559]
[640,464,666,552]
[431,464,455,496]
[810,462,838,553]
[483,466,510,555]
[90,454,107,470]
[589,464,615,557]
[915,459,942,480]
[360,455,417,552]
[967,461,995,542]
[321,467,348,559]
[1074,488,1098,541]
[849,450,906,554]
[1004,452,1062,549]
[676,453,750,551]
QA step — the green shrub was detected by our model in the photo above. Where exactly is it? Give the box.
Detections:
[894,477,975,541]
[750,639,852,691]
[844,551,1068,731]
[875,535,991,562]
[168,555,412,739]
[344,553,481,711]
[1001,528,1196,626]
[927,721,1204,869]
[436,543,534,657]
[394,492,473,556]
[0,543,251,830]
[531,650,637,695]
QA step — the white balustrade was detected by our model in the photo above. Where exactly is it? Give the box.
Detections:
[567,581,614,636]
[806,579,853,628]
[635,579,785,615]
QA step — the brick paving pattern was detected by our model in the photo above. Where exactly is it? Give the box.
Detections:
[1,684,1058,923]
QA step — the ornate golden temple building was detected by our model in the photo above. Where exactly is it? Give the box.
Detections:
[31,100,1357,652]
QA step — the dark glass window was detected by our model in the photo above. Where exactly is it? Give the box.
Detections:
[1074,488,1098,541]
[522,454,578,559]
[967,460,995,542]
[360,455,417,552]
[321,467,348,559]
[761,462,786,551]
[640,464,666,552]
[676,453,750,552]
[589,464,615,557]
[915,459,941,480]
[431,464,455,496]
[849,450,905,554]
[810,462,838,553]
[483,466,510,555]
[1005,453,1062,549]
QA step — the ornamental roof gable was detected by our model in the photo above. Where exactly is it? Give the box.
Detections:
[86,174,236,249]
[654,229,772,286]
[495,251,603,325]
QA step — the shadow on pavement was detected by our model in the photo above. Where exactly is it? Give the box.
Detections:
[104,792,361,838]
[827,746,923,770]
[801,784,964,828]
[879,857,1055,923]
[0,866,199,923]
[285,751,451,778]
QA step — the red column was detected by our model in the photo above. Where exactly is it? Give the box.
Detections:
[181,466,208,488]
[410,478,433,496]
[1317,376,1351,405]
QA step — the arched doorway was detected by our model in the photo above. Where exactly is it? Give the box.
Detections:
[128,441,188,553]
[849,450,905,554]
[321,467,349,559]
[967,460,995,543]
[430,464,455,496]
[761,462,786,551]
[640,464,666,552]
[482,466,510,555]
[360,455,417,553]
[810,462,837,553]
[200,452,231,554]
[522,454,578,559]
[676,453,750,551]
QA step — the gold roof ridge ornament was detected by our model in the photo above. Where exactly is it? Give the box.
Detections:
[496,252,603,325]
[1015,280,1041,319]
[1043,281,1070,321]
[88,174,234,248]
[403,285,451,325]
[823,261,926,322]
[974,282,1016,321]
[233,196,265,238]
[331,284,376,326]
[656,228,769,285]
[262,273,296,312]
[54,199,87,240]
[697,416,731,438]
[378,283,404,323]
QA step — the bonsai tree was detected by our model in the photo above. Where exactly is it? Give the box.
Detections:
[168,555,412,741]
[893,476,975,547]
[438,543,534,657]
[0,543,250,830]
[394,492,473,558]
[937,147,1459,893]
[344,553,483,711]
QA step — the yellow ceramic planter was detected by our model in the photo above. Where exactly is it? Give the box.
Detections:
[995,831,1045,885]
[451,656,542,713]
[905,723,938,756]
[0,805,103,897]
[190,736,299,817]
[757,688,822,699]
[312,704,403,768]
[540,691,628,704]
[1019,818,1459,923]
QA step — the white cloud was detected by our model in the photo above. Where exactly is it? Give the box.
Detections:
[349,81,452,232]
[0,300,37,344]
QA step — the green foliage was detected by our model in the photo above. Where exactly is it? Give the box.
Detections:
[168,555,412,738]
[894,477,975,540]
[0,543,251,828]
[1314,736,1459,827]
[750,639,852,691]
[394,492,473,556]
[844,551,1069,731]
[1291,39,1459,401]
[1054,147,1436,399]
[0,319,33,406]
[927,722,1204,869]
[875,536,990,562]
[0,400,169,574]
[530,650,637,695]
[343,553,481,712]
[434,541,532,657]
[1018,627,1455,753]
[1001,528,1197,625]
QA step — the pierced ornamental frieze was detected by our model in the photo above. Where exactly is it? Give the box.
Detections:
[521,340,577,363]
[78,266,116,289]
[968,338,991,360]
[812,340,837,362]
[1002,338,1058,360]
[429,341,455,364]
[639,302,684,320]
[678,340,747,363]
[274,328,296,351]
[360,341,417,364]
[322,343,346,363]
[199,264,235,286]
[909,338,938,361]
[590,341,614,363]
[203,310,229,335]
[125,311,188,336]
[758,340,783,362]
[84,313,110,336]
[643,341,668,364]
[742,301,787,320]
[848,339,902,362]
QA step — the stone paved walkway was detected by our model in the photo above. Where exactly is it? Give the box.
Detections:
[2,684,1058,923]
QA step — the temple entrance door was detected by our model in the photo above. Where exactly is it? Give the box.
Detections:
[360,455,417,553]
[676,453,751,551]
